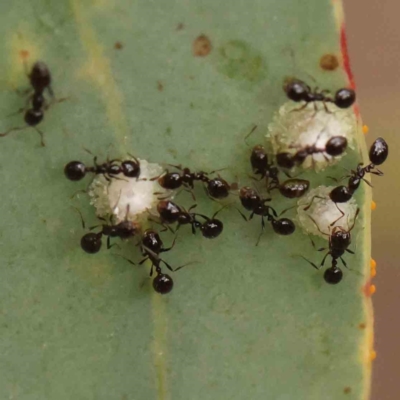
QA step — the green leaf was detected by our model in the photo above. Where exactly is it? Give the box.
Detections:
[0,1,373,399]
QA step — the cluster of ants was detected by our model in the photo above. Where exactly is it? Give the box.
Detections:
[2,61,389,293]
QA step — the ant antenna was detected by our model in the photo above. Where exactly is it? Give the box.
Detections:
[244,124,258,147]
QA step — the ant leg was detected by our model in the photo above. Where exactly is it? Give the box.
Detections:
[106,236,121,250]
[115,254,136,266]
[307,215,330,237]
[161,236,177,253]
[346,248,355,254]
[0,125,27,139]
[300,255,320,270]
[303,195,325,211]
[167,163,183,170]
[308,235,326,252]
[169,260,198,272]
[361,177,373,187]
[236,207,248,222]
[34,127,45,147]
[329,203,345,226]
[348,208,360,232]
[244,124,258,147]
[256,217,266,246]
[320,252,330,266]
[73,207,86,229]
[278,205,297,216]
[211,204,230,219]
[88,224,101,231]
[290,102,308,112]
[340,257,348,268]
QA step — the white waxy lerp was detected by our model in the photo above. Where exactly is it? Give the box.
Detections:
[297,186,358,240]
[267,101,357,171]
[88,159,172,223]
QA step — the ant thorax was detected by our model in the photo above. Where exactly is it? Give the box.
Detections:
[88,158,173,224]
[267,101,356,171]
[297,186,358,240]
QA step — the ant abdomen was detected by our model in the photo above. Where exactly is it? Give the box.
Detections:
[81,232,102,254]
[29,61,52,93]
[153,273,174,294]
[325,136,347,157]
[369,137,388,166]
[64,161,87,181]
[271,218,295,235]
[324,266,343,284]
[206,178,230,199]
[279,179,309,199]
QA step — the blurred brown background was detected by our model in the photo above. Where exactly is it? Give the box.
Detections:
[344,1,400,399]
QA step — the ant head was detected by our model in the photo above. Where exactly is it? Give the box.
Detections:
[24,109,44,126]
[158,172,182,190]
[116,220,138,239]
[81,232,102,254]
[271,218,295,235]
[329,185,353,203]
[276,152,295,169]
[334,88,356,109]
[201,219,223,239]
[279,179,309,199]
[369,137,388,166]
[325,136,347,157]
[64,161,86,181]
[284,78,309,102]
[121,160,141,178]
[207,178,230,199]
[250,145,268,173]
[153,273,174,294]
[323,266,343,284]
[157,200,181,223]
[30,61,51,92]
[142,229,163,254]
[331,227,351,250]
[239,186,260,211]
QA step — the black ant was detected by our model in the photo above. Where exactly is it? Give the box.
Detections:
[157,165,209,190]
[0,61,61,147]
[330,137,388,203]
[284,78,356,110]
[77,207,139,254]
[157,200,224,239]
[249,143,310,198]
[64,156,141,181]
[239,186,295,245]
[276,134,348,169]
[156,165,231,200]
[139,230,186,294]
[302,208,360,284]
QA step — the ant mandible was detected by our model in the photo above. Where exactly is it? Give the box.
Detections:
[239,186,295,245]
[302,208,360,284]
[64,155,141,182]
[0,61,61,147]
[330,137,388,203]
[284,78,356,110]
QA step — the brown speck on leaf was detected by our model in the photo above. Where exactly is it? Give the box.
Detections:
[157,81,164,92]
[114,42,123,50]
[320,54,339,71]
[20,50,29,60]
[359,323,366,329]
[343,387,351,394]
[193,34,212,57]
[176,23,184,31]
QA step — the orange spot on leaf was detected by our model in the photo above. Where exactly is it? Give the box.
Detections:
[370,350,377,361]
[320,54,339,71]
[371,201,377,210]
[20,50,29,60]
[370,259,377,269]
[362,125,369,134]
[371,268,377,278]
[369,284,376,295]
[193,34,212,57]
